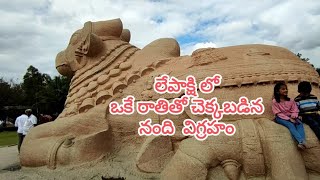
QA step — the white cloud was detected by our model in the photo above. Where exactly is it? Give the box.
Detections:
[0,0,319,82]
[299,47,320,68]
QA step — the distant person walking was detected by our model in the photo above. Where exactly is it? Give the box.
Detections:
[15,112,28,152]
[23,109,37,136]
[0,119,5,132]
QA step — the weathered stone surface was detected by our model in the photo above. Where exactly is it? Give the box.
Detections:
[20,18,320,179]
[136,136,173,173]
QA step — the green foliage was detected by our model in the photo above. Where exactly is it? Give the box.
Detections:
[38,75,71,115]
[296,53,310,62]
[22,66,49,111]
[0,79,25,109]
[0,79,11,109]
[0,65,70,118]
[296,53,319,76]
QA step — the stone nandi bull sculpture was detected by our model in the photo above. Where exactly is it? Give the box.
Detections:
[20,18,320,180]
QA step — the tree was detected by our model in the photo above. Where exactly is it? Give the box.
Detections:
[0,78,26,122]
[22,66,67,115]
[296,53,310,62]
[0,78,25,108]
[0,78,11,109]
[39,75,70,115]
[22,66,44,114]
[0,66,71,122]
[8,82,25,106]
[22,65,71,115]
[296,53,319,76]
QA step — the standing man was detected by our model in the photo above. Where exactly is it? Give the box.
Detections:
[23,109,37,137]
[15,111,28,153]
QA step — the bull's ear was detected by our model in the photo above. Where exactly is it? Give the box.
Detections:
[83,33,104,56]
[121,29,131,42]
[76,21,104,57]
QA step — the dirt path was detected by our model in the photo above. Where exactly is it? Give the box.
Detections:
[0,145,20,170]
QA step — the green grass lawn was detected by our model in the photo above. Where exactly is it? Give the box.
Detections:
[0,131,17,147]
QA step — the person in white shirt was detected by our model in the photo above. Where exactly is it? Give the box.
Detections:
[15,112,28,152]
[23,109,37,136]
[0,119,4,132]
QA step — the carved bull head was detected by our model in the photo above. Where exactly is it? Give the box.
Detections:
[55,18,131,77]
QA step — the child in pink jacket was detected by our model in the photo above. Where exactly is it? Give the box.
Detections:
[272,82,306,150]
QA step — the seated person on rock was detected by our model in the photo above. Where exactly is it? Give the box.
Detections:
[295,81,320,141]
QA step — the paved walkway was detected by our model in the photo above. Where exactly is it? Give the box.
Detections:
[0,145,20,170]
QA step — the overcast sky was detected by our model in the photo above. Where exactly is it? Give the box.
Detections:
[0,0,319,83]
